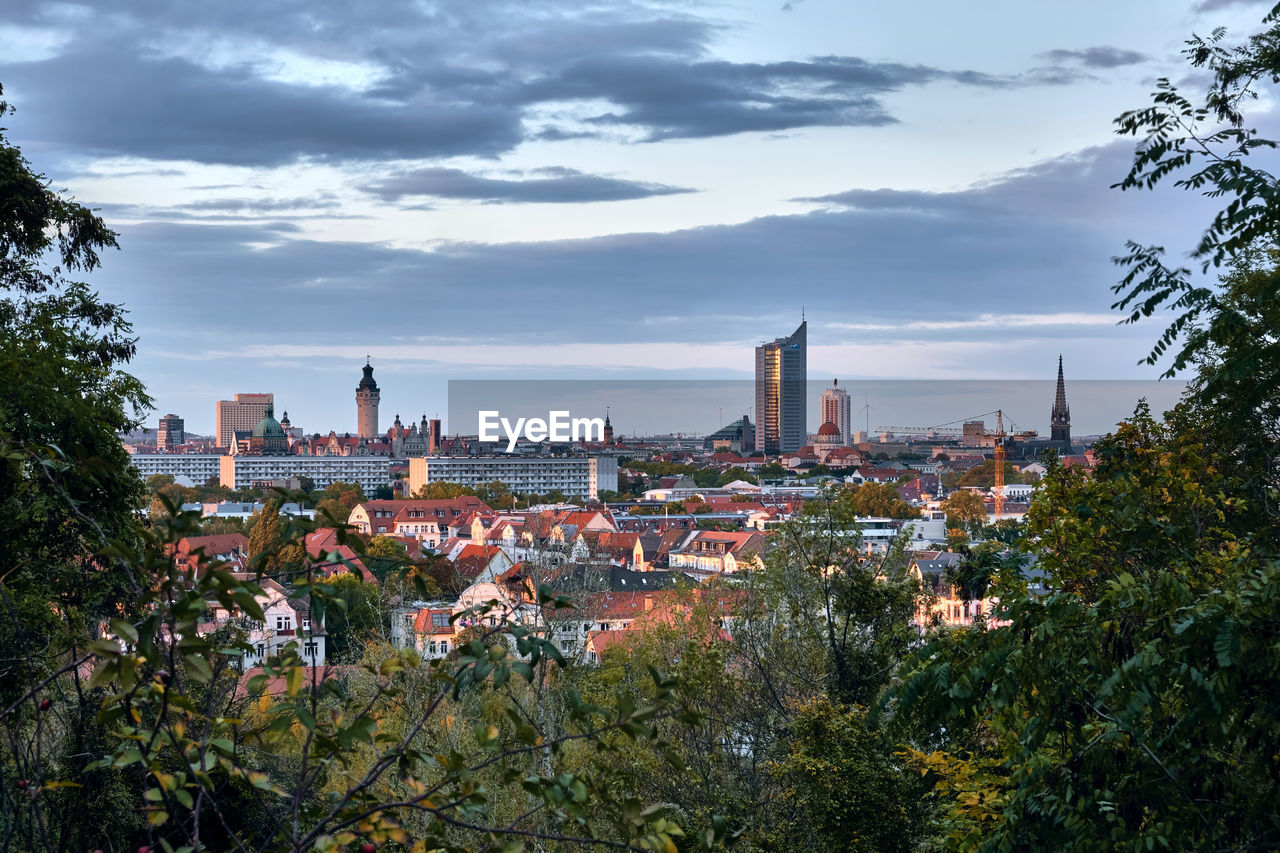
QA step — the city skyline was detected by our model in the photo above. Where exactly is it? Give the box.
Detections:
[1,1,1263,432]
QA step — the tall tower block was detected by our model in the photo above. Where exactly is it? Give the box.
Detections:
[754,320,807,455]
[356,359,380,440]
[1050,355,1071,445]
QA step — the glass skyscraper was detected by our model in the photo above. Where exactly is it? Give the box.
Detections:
[754,320,806,454]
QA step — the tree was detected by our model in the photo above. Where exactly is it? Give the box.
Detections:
[322,571,384,662]
[716,466,758,486]
[246,498,305,576]
[956,459,1022,489]
[940,489,988,529]
[321,480,366,511]
[145,473,176,492]
[413,480,476,499]
[945,540,1023,602]
[474,479,515,510]
[364,533,408,583]
[757,462,786,480]
[845,482,920,519]
[0,86,155,850]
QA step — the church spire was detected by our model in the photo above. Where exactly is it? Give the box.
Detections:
[1051,355,1071,445]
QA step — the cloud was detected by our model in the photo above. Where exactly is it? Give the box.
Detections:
[519,55,1013,141]
[0,2,1082,166]
[359,167,694,203]
[1038,46,1148,68]
[183,194,342,212]
[1,47,522,166]
[1193,0,1273,11]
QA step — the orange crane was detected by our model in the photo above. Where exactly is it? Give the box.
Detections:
[993,409,1006,519]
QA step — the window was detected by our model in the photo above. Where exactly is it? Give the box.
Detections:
[404,613,414,625]
[428,641,437,655]
[255,643,266,657]
[440,641,449,653]
[276,615,290,630]
[301,618,311,631]
[304,641,319,658]
[432,613,450,628]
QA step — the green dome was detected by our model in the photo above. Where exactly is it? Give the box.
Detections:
[252,404,286,439]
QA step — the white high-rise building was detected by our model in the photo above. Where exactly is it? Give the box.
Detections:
[820,379,852,445]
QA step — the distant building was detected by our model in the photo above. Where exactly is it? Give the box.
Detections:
[157,413,185,450]
[962,420,986,447]
[356,359,380,441]
[216,393,274,448]
[703,415,754,452]
[218,454,391,493]
[820,379,851,445]
[407,456,616,500]
[239,404,289,456]
[755,319,807,455]
[1011,357,1075,459]
[1051,354,1071,445]
[131,453,222,485]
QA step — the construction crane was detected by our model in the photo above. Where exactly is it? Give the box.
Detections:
[993,409,1006,519]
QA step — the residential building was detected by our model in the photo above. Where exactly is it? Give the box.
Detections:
[130,452,223,485]
[199,578,325,670]
[157,413,185,450]
[348,497,491,539]
[216,393,274,448]
[820,379,851,445]
[665,529,772,575]
[755,319,807,455]
[407,456,614,500]
[218,454,391,493]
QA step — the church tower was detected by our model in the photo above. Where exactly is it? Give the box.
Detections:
[1050,355,1071,445]
[356,359,380,440]
[603,409,614,445]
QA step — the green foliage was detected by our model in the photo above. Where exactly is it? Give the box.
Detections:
[892,401,1280,851]
[246,497,306,576]
[839,481,920,520]
[773,698,926,853]
[412,480,477,499]
[945,541,1024,602]
[321,480,366,510]
[956,459,1023,489]
[321,571,383,662]
[757,462,786,480]
[940,489,988,528]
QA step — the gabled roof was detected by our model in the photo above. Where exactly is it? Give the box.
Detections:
[304,528,375,583]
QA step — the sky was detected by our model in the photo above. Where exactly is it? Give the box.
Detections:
[3,0,1275,435]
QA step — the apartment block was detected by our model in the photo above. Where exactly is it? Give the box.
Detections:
[408,456,613,500]
[218,455,391,493]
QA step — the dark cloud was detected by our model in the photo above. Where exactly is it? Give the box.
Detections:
[0,1,1077,165]
[1,47,521,166]
[360,166,693,203]
[1193,0,1273,10]
[1038,46,1148,68]
[519,55,1010,141]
